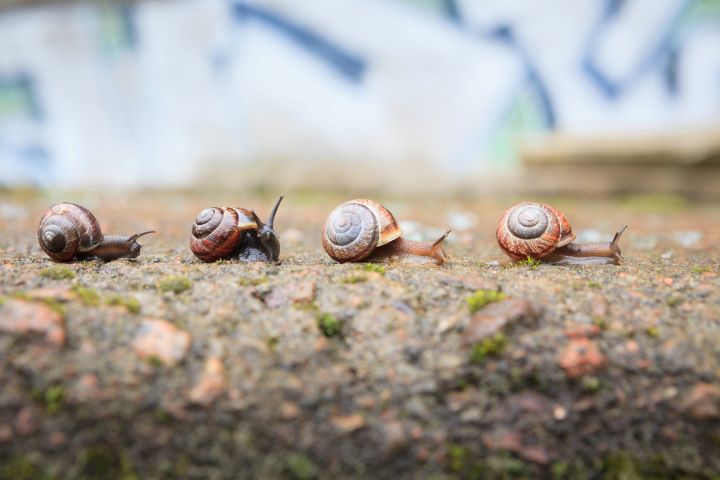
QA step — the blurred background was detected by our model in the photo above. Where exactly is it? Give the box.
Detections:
[0,0,719,197]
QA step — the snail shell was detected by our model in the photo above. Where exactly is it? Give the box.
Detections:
[322,199,402,262]
[496,202,575,260]
[190,207,257,262]
[37,203,104,262]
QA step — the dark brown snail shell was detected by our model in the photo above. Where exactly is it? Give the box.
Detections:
[322,199,450,265]
[37,202,154,262]
[38,203,103,262]
[189,196,283,263]
[496,202,626,265]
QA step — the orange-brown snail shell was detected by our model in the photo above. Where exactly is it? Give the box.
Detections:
[496,202,627,265]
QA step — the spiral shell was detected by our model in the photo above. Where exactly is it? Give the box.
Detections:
[37,202,103,262]
[496,202,575,260]
[322,199,402,262]
[190,207,257,262]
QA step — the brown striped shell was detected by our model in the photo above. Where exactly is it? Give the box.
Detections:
[322,199,402,262]
[37,202,103,262]
[190,207,257,262]
[496,202,575,261]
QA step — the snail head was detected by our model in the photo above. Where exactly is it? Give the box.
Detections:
[125,231,155,258]
[252,195,283,262]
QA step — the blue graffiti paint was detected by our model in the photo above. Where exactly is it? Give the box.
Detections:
[230,2,367,83]
[581,0,686,99]
[0,73,43,121]
[487,25,556,129]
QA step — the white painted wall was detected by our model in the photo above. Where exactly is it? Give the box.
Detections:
[0,0,718,187]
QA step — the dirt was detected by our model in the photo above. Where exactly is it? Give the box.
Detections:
[0,190,719,479]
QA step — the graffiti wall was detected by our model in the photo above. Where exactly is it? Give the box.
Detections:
[0,0,719,187]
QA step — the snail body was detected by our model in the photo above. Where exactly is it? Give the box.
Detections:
[37,202,154,262]
[496,202,627,265]
[190,196,283,263]
[322,199,450,265]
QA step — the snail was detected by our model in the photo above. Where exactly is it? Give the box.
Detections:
[496,202,627,265]
[322,199,450,265]
[190,196,283,263]
[37,202,155,262]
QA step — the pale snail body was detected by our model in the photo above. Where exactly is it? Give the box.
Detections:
[322,199,450,265]
[37,202,154,262]
[190,196,283,263]
[496,202,627,265]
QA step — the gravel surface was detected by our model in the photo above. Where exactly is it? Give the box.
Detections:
[1,191,719,479]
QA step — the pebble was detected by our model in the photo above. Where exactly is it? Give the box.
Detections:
[0,424,12,443]
[463,298,542,345]
[564,324,602,339]
[558,338,606,379]
[133,319,191,367]
[680,383,720,420]
[189,356,227,406]
[15,406,38,436]
[0,299,66,347]
[331,413,366,433]
[264,280,317,308]
[381,421,408,456]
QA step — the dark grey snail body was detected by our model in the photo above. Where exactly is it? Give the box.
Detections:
[37,202,154,262]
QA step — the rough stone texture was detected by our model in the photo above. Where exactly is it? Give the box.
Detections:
[463,298,543,345]
[0,192,719,479]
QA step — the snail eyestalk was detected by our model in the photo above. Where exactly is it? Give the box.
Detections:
[267,195,283,229]
[129,230,155,242]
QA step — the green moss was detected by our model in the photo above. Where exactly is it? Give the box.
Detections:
[154,408,171,423]
[44,385,65,414]
[467,289,506,314]
[363,263,386,275]
[602,452,642,480]
[81,446,120,479]
[342,275,367,284]
[645,326,659,338]
[470,333,507,363]
[593,317,608,330]
[666,294,684,308]
[691,265,712,274]
[146,355,164,368]
[471,454,528,479]
[316,313,342,337]
[285,454,318,480]
[447,445,468,472]
[157,275,192,294]
[519,256,542,269]
[0,455,38,480]
[552,462,569,480]
[581,376,601,393]
[238,277,267,287]
[266,336,279,352]
[73,286,100,306]
[40,266,75,280]
[106,295,141,314]
[33,384,65,414]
